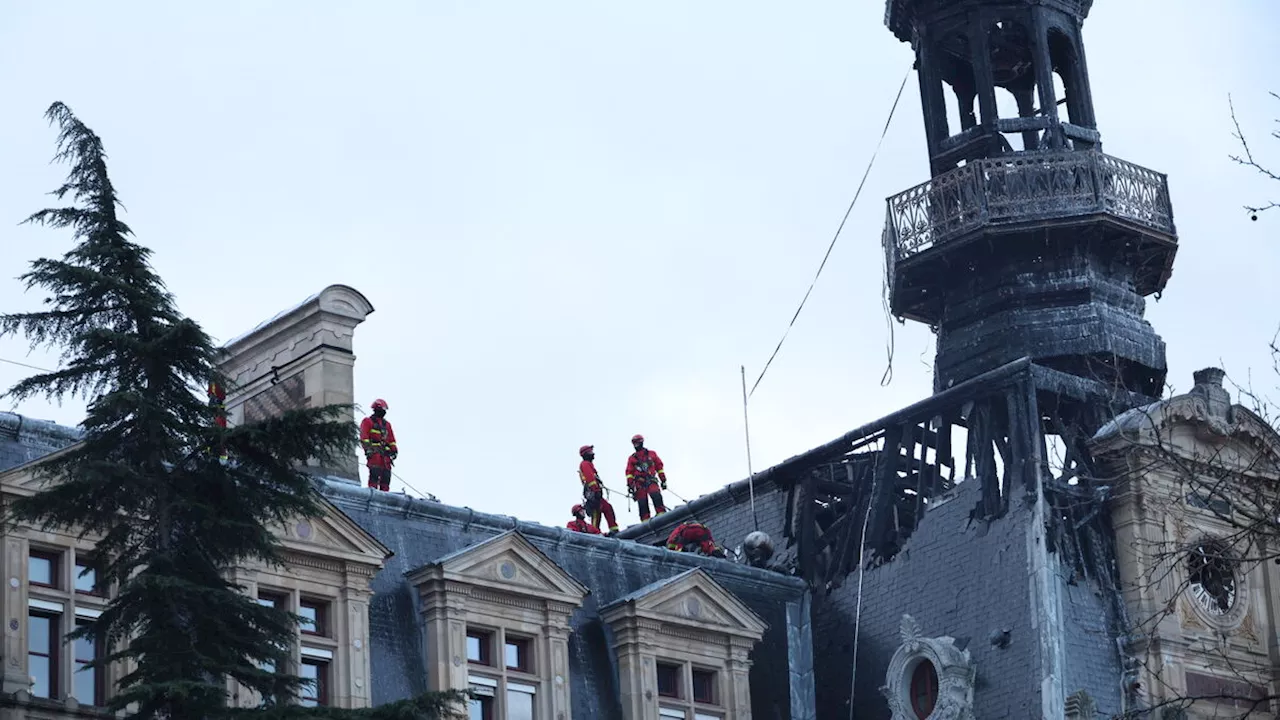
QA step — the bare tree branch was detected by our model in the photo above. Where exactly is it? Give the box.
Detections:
[1229,92,1280,220]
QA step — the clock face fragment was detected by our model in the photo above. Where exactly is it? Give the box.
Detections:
[1188,544,1237,616]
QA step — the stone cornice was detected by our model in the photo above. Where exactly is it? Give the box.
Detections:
[1092,395,1280,472]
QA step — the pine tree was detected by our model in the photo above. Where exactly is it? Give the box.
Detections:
[0,103,462,719]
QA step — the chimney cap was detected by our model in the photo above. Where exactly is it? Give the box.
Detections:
[1193,368,1226,388]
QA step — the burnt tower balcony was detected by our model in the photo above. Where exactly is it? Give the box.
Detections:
[882,0,1178,399]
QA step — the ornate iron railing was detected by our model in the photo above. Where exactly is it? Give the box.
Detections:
[883,150,1176,264]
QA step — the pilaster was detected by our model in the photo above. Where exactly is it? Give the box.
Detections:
[1,535,28,694]
[420,579,469,692]
[542,607,573,719]
[727,639,755,718]
[339,572,374,708]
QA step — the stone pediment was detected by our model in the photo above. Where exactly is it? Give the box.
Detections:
[276,496,392,568]
[602,568,767,639]
[407,531,589,606]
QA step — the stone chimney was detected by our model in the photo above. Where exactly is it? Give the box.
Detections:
[216,285,375,482]
[1189,367,1231,420]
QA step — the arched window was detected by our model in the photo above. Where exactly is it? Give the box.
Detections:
[1048,29,1087,128]
[938,32,977,138]
[910,659,939,719]
[987,19,1039,151]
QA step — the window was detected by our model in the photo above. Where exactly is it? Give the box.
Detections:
[29,550,59,588]
[74,557,99,595]
[656,662,682,699]
[255,591,286,675]
[299,599,327,636]
[468,676,497,719]
[466,674,533,720]
[504,636,531,673]
[468,695,495,720]
[506,681,536,720]
[910,659,939,719]
[73,619,103,706]
[467,628,537,718]
[655,660,725,719]
[468,629,493,666]
[299,657,329,707]
[691,668,717,705]
[29,611,58,699]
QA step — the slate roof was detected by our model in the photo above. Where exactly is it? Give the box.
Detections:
[0,412,81,474]
[602,568,698,608]
[316,479,816,720]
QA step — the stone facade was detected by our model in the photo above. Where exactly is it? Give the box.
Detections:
[0,454,391,718]
[1093,369,1280,719]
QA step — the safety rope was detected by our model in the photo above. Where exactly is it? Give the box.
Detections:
[749,67,912,400]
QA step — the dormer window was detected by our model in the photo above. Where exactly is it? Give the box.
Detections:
[407,532,588,720]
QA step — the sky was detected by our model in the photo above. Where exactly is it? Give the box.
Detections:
[0,2,1277,533]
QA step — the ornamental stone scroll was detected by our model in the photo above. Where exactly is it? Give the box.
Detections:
[881,614,976,720]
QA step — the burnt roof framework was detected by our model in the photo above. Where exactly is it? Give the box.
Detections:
[693,358,1137,592]
[880,0,1179,402]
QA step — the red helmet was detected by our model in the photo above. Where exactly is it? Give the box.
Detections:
[371,399,389,411]
[571,504,585,515]
[631,434,644,444]
[579,445,594,456]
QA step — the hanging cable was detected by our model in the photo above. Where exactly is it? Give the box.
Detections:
[749,67,912,399]
[848,451,880,720]
[0,356,54,373]
[879,227,898,387]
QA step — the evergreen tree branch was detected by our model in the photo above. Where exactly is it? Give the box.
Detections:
[1,102,361,718]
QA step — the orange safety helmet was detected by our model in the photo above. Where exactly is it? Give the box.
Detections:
[631,434,644,444]
[371,398,389,411]
[571,504,585,515]
[579,445,594,456]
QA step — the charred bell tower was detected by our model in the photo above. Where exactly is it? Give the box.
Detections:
[882,0,1178,411]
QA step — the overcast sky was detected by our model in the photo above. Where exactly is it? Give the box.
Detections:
[1,2,1277,534]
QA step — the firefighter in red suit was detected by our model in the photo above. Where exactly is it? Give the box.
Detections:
[566,504,602,535]
[579,445,620,535]
[625,434,668,521]
[666,521,726,558]
[359,399,398,492]
[207,380,228,463]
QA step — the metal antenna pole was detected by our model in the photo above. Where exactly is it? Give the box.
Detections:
[741,365,759,531]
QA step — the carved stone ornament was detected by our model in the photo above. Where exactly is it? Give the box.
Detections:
[881,614,977,720]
